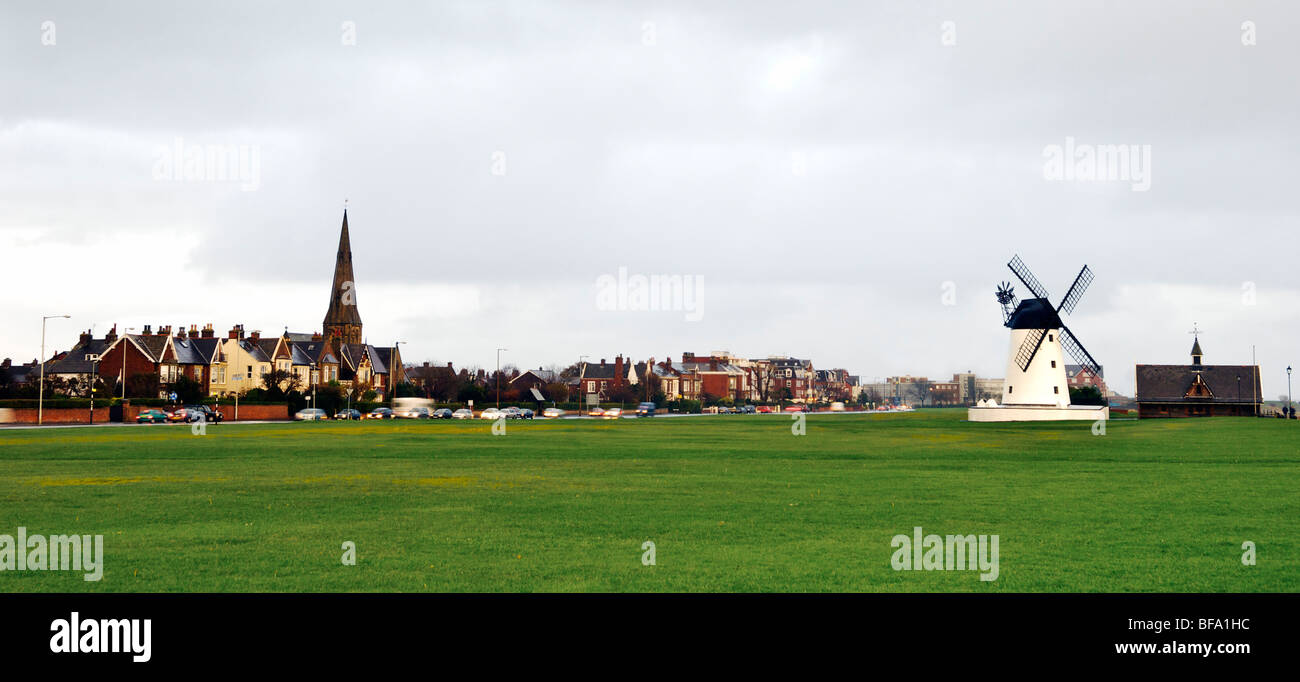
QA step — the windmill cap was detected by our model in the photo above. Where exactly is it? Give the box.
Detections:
[1005,298,1062,330]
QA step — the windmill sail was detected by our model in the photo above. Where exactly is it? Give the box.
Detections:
[1014,328,1048,372]
[1007,255,1050,301]
[1059,325,1102,376]
[1057,265,1093,315]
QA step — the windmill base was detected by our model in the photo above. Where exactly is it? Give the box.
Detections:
[967,404,1108,422]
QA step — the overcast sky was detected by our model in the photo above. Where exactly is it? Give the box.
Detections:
[2,1,1297,397]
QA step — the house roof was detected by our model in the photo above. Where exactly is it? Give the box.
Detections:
[581,362,620,380]
[1135,364,1260,403]
[1065,364,1105,379]
[45,338,111,375]
[511,369,558,384]
[238,339,272,363]
[171,338,209,365]
[126,334,172,363]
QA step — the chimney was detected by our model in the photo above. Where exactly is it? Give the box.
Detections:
[600,358,606,365]
[683,352,694,360]
[177,326,187,340]
[158,325,171,336]
[79,329,93,345]
[202,323,214,339]
[249,330,260,341]
[614,355,624,379]
[312,332,322,341]
[142,325,152,335]
[105,325,118,344]
[447,362,453,369]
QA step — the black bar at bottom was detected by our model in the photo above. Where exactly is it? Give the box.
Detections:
[0,593,1290,669]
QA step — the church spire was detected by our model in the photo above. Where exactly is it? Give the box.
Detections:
[323,206,363,344]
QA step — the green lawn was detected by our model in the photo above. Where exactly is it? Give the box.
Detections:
[0,410,1295,592]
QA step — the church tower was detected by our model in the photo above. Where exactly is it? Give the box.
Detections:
[323,208,363,345]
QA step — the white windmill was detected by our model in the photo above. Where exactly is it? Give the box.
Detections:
[969,255,1109,422]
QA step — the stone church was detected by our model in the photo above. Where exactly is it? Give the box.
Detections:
[317,208,403,397]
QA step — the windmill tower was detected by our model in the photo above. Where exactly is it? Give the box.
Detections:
[970,255,1108,422]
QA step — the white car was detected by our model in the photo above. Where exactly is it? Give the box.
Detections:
[602,408,623,419]
[479,407,503,420]
[294,408,328,421]
[451,408,474,420]
[542,407,565,419]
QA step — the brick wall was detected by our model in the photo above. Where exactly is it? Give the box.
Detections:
[0,403,290,424]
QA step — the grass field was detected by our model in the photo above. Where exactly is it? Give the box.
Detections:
[0,410,1295,592]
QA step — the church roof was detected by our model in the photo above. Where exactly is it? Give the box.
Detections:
[1191,337,1203,356]
[324,209,362,327]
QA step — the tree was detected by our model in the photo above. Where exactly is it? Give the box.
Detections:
[751,364,775,402]
[1069,385,1106,406]
[910,380,933,407]
[261,368,301,398]
[126,372,158,399]
[172,375,204,404]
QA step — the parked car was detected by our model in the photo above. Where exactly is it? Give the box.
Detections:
[830,402,846,412]
[185,405,224,423]
[519,408,534,420]
[366,408,394,420]
[587,407,605,417]
[402,407,432,419]
[739,405,757,414]
[136,408,169,424]
[501,407,523,419]
[636,402,656,417]
[294,408,329,421]
[602,408,623,419]
[542,407,565,419]
[167,408,201,423]
[479,407,503,420]
[783,405,807,413]
[432,408,453,419]
[334,408,362,420]
[756,405,774,413]
[451,408,473,419]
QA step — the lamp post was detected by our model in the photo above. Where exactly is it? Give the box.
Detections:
[38,314,70,426]
[119,327,136,400]
[1288,366,1293,420]
[389,341,404,412]
[311,361,318,412]
[496,348,508,407]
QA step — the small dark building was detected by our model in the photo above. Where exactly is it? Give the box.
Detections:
[1135,336,1261,418]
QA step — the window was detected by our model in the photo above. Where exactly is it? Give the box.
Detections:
[1048,334,1054,342]
[1051,361,1056,368]
[1008,386,1013,394]
[1053,386,1059,394]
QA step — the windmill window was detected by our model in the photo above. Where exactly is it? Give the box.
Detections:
[1051,361,1056,368]
[1008,386,1013,394]
[1053,386,1059,394]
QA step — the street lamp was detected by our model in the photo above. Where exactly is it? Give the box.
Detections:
[311,361,318,412]
[389,342,404,411]
[38,314,70,426]
[119,327,136,400]
[1288,366,1293,420]
[496,348,508,407]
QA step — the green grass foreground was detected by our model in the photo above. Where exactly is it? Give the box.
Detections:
[0,410,1295,592]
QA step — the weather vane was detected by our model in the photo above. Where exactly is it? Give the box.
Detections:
[1188,322,1203,338]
